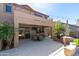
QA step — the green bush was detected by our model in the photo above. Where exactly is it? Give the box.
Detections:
[53,21,65,39]
[74,38,79,46]
[0,23,14,40]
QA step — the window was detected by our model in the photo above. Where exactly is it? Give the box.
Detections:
[6,3,11,12]
[34,12,42,17]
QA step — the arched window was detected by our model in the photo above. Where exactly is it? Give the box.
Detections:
[6,3,11,12]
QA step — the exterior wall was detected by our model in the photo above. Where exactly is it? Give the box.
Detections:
[32,11,48,19]
[0,13,14,24]
[0,3,51,26]
[13,4,48,19]
[0,3,14,24]
[12,5,31,14]
[0,4,3,12]
[14,10,52,27]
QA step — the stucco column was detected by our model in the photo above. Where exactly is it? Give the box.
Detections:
[29,27,32,40]
[44,27,48,37]
[49,27,52,38]
[14,26,19,47]
[14,15,19,47]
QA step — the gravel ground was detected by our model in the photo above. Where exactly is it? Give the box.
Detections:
[0,37,63,56]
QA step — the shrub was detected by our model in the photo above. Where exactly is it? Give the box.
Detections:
[53,21,65,39]
[74,38,79,46]
[0,22,14,50]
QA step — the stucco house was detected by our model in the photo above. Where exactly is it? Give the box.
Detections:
[0,3,53,48]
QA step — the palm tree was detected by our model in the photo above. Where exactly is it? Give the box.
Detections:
[0,22,14,50]
[0,23,4,50]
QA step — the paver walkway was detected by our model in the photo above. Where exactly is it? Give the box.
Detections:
[0,37,63,56]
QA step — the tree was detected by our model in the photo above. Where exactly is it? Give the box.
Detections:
[0,22,14,50]
[53,20,65,39]
[54,21,64,32]
[64,20,70,36]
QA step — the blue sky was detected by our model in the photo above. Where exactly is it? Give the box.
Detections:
[27,3,79,25]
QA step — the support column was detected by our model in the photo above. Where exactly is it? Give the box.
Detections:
[44,27,48,37]
[49,27,52,38]
[14,26,19,47]
[14,16,19,48]
[29,27,32,40]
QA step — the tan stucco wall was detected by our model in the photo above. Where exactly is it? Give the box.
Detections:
[14,10,52,27]
[0,4,14,24]
[14,14,19,47]
[0,13,14,24]
[0,4,3,12]
[13,5,31,14]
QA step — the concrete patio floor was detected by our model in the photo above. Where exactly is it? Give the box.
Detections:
[0,37,63,56]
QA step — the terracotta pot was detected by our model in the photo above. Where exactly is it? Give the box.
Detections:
[63,36,71,46]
